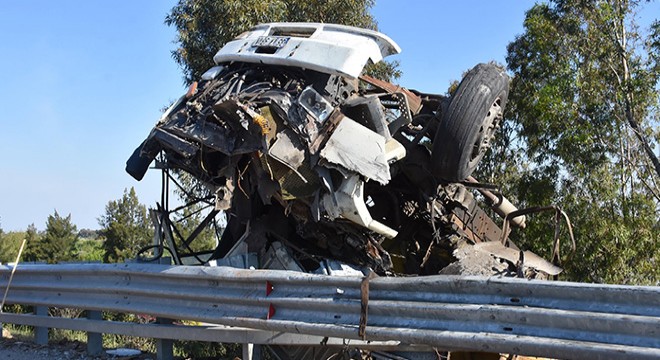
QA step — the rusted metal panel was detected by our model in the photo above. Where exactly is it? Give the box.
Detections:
[359,75,423,114]
[450,202,504,244]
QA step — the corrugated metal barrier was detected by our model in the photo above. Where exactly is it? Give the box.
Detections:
[0,263,658,359]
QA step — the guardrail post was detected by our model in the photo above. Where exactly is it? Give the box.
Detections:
[87,310,103,355]
[242,343,262,360]
[34,306,48,345]
[156,317,174,360]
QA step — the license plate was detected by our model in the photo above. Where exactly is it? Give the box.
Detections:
[253,36,289,48]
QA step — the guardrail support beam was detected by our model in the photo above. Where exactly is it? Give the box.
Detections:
[242,343,262,360]
[87,310,103,355]
[156,317,174,360]
[34,306,48,345]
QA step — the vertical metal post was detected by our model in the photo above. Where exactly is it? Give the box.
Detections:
[254,344,262,359]
[156,317,174,360]
[87,310,103,355]
[242,343,262,360]
[34,306,48,345]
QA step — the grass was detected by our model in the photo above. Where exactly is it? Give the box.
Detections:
[1,309,242,359]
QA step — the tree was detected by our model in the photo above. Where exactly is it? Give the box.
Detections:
[0,222,5,263]
[28,211,79,264]
[75,238,104,262]
[0,229,24,264]
[487,0,660,284]
[165,0,399,84]
[78,228,100,240]
[22,223,42,262]
[99,187,153,263]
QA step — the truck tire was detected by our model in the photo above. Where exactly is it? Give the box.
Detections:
[431,63,509,182]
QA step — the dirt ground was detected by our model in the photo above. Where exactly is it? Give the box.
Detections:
[0,337,106,360]
[0,332,156,360]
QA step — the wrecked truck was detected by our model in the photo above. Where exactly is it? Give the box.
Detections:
[126,23,568,278]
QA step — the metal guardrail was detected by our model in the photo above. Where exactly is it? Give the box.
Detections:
[0,312,430,350]
[0,263,658,359]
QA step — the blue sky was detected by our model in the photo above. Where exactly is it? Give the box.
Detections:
[1,1,655,232]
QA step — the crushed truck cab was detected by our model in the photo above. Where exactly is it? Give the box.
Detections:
[127,23,565,278]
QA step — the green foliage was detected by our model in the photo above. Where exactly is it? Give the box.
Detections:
[22,212,78,264]
[485,0,660,285]
[22,224,40,262]
[165,0,399,84]
[45,212,78,263]
[75,238,104,262]
[174,337,241,358]
[100,312,157,354]
[99,187,153,263]
[96,313,239,357]
[364,60,402,82]
[77,228,100,240]
[21,223,42,263]
[0,231,25,264]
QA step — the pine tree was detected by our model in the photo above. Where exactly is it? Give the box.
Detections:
[22,223,43,262]
[38,211,78,264]
[99,187,152,263]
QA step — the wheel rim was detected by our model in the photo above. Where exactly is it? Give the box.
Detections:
[468,97,503,168]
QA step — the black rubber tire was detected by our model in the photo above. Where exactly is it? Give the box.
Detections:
[431,63,509,182]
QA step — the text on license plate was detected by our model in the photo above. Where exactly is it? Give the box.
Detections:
[253,36,290,48]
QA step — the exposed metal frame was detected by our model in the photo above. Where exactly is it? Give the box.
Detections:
[138,164,224,265]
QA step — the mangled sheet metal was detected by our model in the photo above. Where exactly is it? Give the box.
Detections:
[319,116,391,185]
[127,22,571,279]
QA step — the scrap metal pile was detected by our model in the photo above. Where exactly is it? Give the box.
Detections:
[127,23,566,278]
